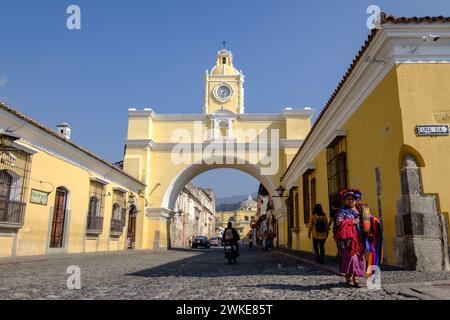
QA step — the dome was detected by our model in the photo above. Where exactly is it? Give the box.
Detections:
[210,49,240,76]
[240,195,257,210]
[211,64,240,75]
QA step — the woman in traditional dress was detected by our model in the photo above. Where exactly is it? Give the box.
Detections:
[334,189,366,288]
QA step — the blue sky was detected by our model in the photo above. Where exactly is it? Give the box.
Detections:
[1,0,449,197]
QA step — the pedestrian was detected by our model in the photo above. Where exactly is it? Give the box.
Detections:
[333,188,366,288]
[308,204,329,263]
[248,231,254,249]
[265,230,275,251]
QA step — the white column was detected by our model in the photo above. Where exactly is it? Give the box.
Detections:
[204,72,209,114]
[228,119,233,139]
[238,80,245,114]
[213,120,219,140]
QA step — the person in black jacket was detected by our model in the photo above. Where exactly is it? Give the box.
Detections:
[222,222,240,257]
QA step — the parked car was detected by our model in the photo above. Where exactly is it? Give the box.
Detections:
[210,237,220,247]
[192,236,210,249]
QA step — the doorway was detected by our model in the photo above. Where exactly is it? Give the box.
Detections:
[50,187,68,248]
[127,206,137,249]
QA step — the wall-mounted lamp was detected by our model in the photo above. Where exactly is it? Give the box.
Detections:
[0,129,20,156]
[272,185,288,198]
[128,192,136,206]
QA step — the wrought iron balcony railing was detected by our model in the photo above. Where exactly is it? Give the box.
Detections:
[0,200,26,229]
[86,215,104,235]
[110,219,123,236]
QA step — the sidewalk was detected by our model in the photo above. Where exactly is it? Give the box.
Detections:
[274,248,450,300]
[274,248,341,276]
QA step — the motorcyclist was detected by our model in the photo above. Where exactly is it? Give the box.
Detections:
[222,222,240,257]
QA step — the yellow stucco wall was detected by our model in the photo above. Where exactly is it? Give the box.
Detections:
[396,64,450,223]
[289,67,403,264]
[216,210,256,237]
[1,147,141,257]
[286,64,450,266]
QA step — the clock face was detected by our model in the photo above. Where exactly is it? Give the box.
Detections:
[215,85,232,100]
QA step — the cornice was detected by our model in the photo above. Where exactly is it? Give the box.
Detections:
[279,139,304,148]
[145,207,173,221]
[90,176,110,186]
[125,139,285,152]
[128,110,313,122]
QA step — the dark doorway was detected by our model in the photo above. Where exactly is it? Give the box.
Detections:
[50,187,68,248]
[127,206,137,249]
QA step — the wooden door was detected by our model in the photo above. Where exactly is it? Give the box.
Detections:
[50,188,68,248]
[0,171,12,220]
[127,215,136,249]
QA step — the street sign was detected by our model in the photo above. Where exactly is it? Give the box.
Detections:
[30,189,49,205]
[416,125,449,136]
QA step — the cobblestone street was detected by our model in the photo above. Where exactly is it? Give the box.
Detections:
[2,248,449,300]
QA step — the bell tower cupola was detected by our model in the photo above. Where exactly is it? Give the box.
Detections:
[204,48,245,115]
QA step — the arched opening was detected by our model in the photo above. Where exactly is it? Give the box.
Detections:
[167,162,275,249]
[162,158,281,212]
[127,204,138,249]
[50,187,69,248]
[398,144,425,171]
[0,171,13,220]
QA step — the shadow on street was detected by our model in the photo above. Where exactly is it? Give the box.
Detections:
[128,247,320,278]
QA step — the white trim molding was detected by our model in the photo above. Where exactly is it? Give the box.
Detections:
[12,141,39,155]
[145,207,173,222]
[280,139,304,149]
[323,129,347,149]
[90,176,110,186]
[113,187,129,194]
[128,109,314,123]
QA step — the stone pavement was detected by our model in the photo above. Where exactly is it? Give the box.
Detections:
[276,248,450,300]
[0,247,448,300]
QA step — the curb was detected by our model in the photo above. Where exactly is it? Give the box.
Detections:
[274,250,342,277]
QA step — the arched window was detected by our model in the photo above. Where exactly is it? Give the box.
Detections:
[244,216,249,221]
[112,203,121,220]
[311,178,317,209]
[88,196,100,216]
[222,57,227,64]
[0,171,13,219]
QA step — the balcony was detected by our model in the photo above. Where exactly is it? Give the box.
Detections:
[110,219,123,237]
[86,215,104,235]
[0,200,26,229]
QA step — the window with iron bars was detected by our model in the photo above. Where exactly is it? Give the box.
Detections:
[327,136,348,212]
[86,181,106,234]
[110,190,127,235]
[0,150,31,228]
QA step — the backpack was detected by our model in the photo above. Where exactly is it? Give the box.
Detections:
[224,229,234,241]
[315,216,327,233]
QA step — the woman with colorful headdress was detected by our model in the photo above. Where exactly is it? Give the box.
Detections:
[333,188,366,288]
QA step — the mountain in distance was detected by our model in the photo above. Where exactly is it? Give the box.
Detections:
[215,192,258,211]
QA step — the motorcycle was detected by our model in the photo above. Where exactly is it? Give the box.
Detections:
[224,243,237,264]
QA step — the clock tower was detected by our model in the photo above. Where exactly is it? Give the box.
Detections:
[204,49,245,115]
